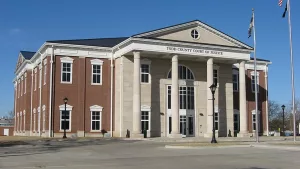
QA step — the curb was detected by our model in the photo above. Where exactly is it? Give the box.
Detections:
[165,145,252,149]
[252,144,300,151]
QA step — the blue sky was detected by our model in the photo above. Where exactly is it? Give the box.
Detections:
[0,0,299,116]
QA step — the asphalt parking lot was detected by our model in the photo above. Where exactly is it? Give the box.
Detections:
[0,138,300,169]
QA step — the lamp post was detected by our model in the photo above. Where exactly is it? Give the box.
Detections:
[209,84,217,143]
[63,97,68,139]
[281,105,285,137]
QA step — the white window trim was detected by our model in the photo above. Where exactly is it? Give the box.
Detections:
[34,68,37,91]
[59,104,73,132]
[90,105,103,132]
[251,110,261,132]
[214,107,219,131]
[233,69,239,92]
[18,79,20,98]
[44,64,47,85]
[141,105,151,131]
[251,71,260,93]
[21,77,23,96]
[20,111,23,131]
[141,59,151,84]
[42,105,46,132]
[33,108,36,132]
[24,73,27,94]
[167,64,195,80]
[91,59,103,85]
[60,57,74,84]
[17,112,19,132]
[213,65,219,87]
[23,110,26,132]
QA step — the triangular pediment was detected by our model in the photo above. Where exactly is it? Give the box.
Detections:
[133,20,252,50]
[16,53,25,71]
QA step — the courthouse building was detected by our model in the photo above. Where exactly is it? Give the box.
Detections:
[13,20,271,138]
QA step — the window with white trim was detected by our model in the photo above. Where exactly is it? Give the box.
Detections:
[18,80,20,98]
[16,112,19,131]
[34,69,37,91]
[141,105,151,131]
[214,111,219,131]
[60,57,74,83]
[24,73,27,94]
[252,110,260,131]
[23,110,25,132]
[167,65,194,80]
[42,105,46,132]
[91,111,101,131]
[39,66,42,89]
[33,108,36,132]
[141,64,150,83]
[21,77,23,96]
[251,71,259,93]
[44,64,47,85]
[91,59,103,85]
[90,105,103,131]
[20,112,22,131]
[233,70,239,92]
[59,104,73,131]
[213,69,218,85]
[141,111,150,131]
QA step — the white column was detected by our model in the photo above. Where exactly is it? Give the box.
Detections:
[205,58,213,137]
[132,51,142,137]
[171,55,180,137]
[238,61,249,137]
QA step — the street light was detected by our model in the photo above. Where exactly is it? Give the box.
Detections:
[281,105,285,137]
[209,84,217,144]
[63,97,68,139]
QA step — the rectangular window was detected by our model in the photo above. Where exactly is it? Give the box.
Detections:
[61,63,72,83]
[168,86,171,109]
[33,112,36,132]
[213,69,218,85]
[34,73,37,91]
[251,75,259,93]
[23,112,25,132]
[44,64,47,85]
[43,111,46,132]
[252,114,256,131]
[39,70,41,88]
[60,110,70,130]
[24,77,26,94]
[141,111,150,131]
[18,82,20,98]
[234,114,240,131]
[91,111,101,131]
[92,65,101,84]
[21,80,23,96]
[214,112,219,131]
[141,64,150,83]
[233,74,239,92]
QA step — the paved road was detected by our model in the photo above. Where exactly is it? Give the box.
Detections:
[0,139,299,169]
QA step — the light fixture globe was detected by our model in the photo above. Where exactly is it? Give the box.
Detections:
[64,97,68,104]
[209,84,217,94]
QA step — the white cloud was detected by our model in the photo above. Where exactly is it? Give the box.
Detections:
[9,28,21,35]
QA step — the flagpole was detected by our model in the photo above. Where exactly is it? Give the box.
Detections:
[287,0,296,142]
[252,8,259,143]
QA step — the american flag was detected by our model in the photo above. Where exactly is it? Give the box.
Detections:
[279,0,283,6]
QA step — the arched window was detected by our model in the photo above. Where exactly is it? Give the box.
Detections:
[167,65,194,80]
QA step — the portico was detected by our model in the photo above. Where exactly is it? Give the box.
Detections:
[113,20,254,138]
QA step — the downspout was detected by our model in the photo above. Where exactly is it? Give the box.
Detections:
[48,46,54,137]
[119,56,123,137]
[110,53,114,137]
[30,68,34,136]
[265,64,269,136]
[38,52,43,137]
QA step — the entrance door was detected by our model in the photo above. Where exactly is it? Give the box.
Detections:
[167,85,195,137]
